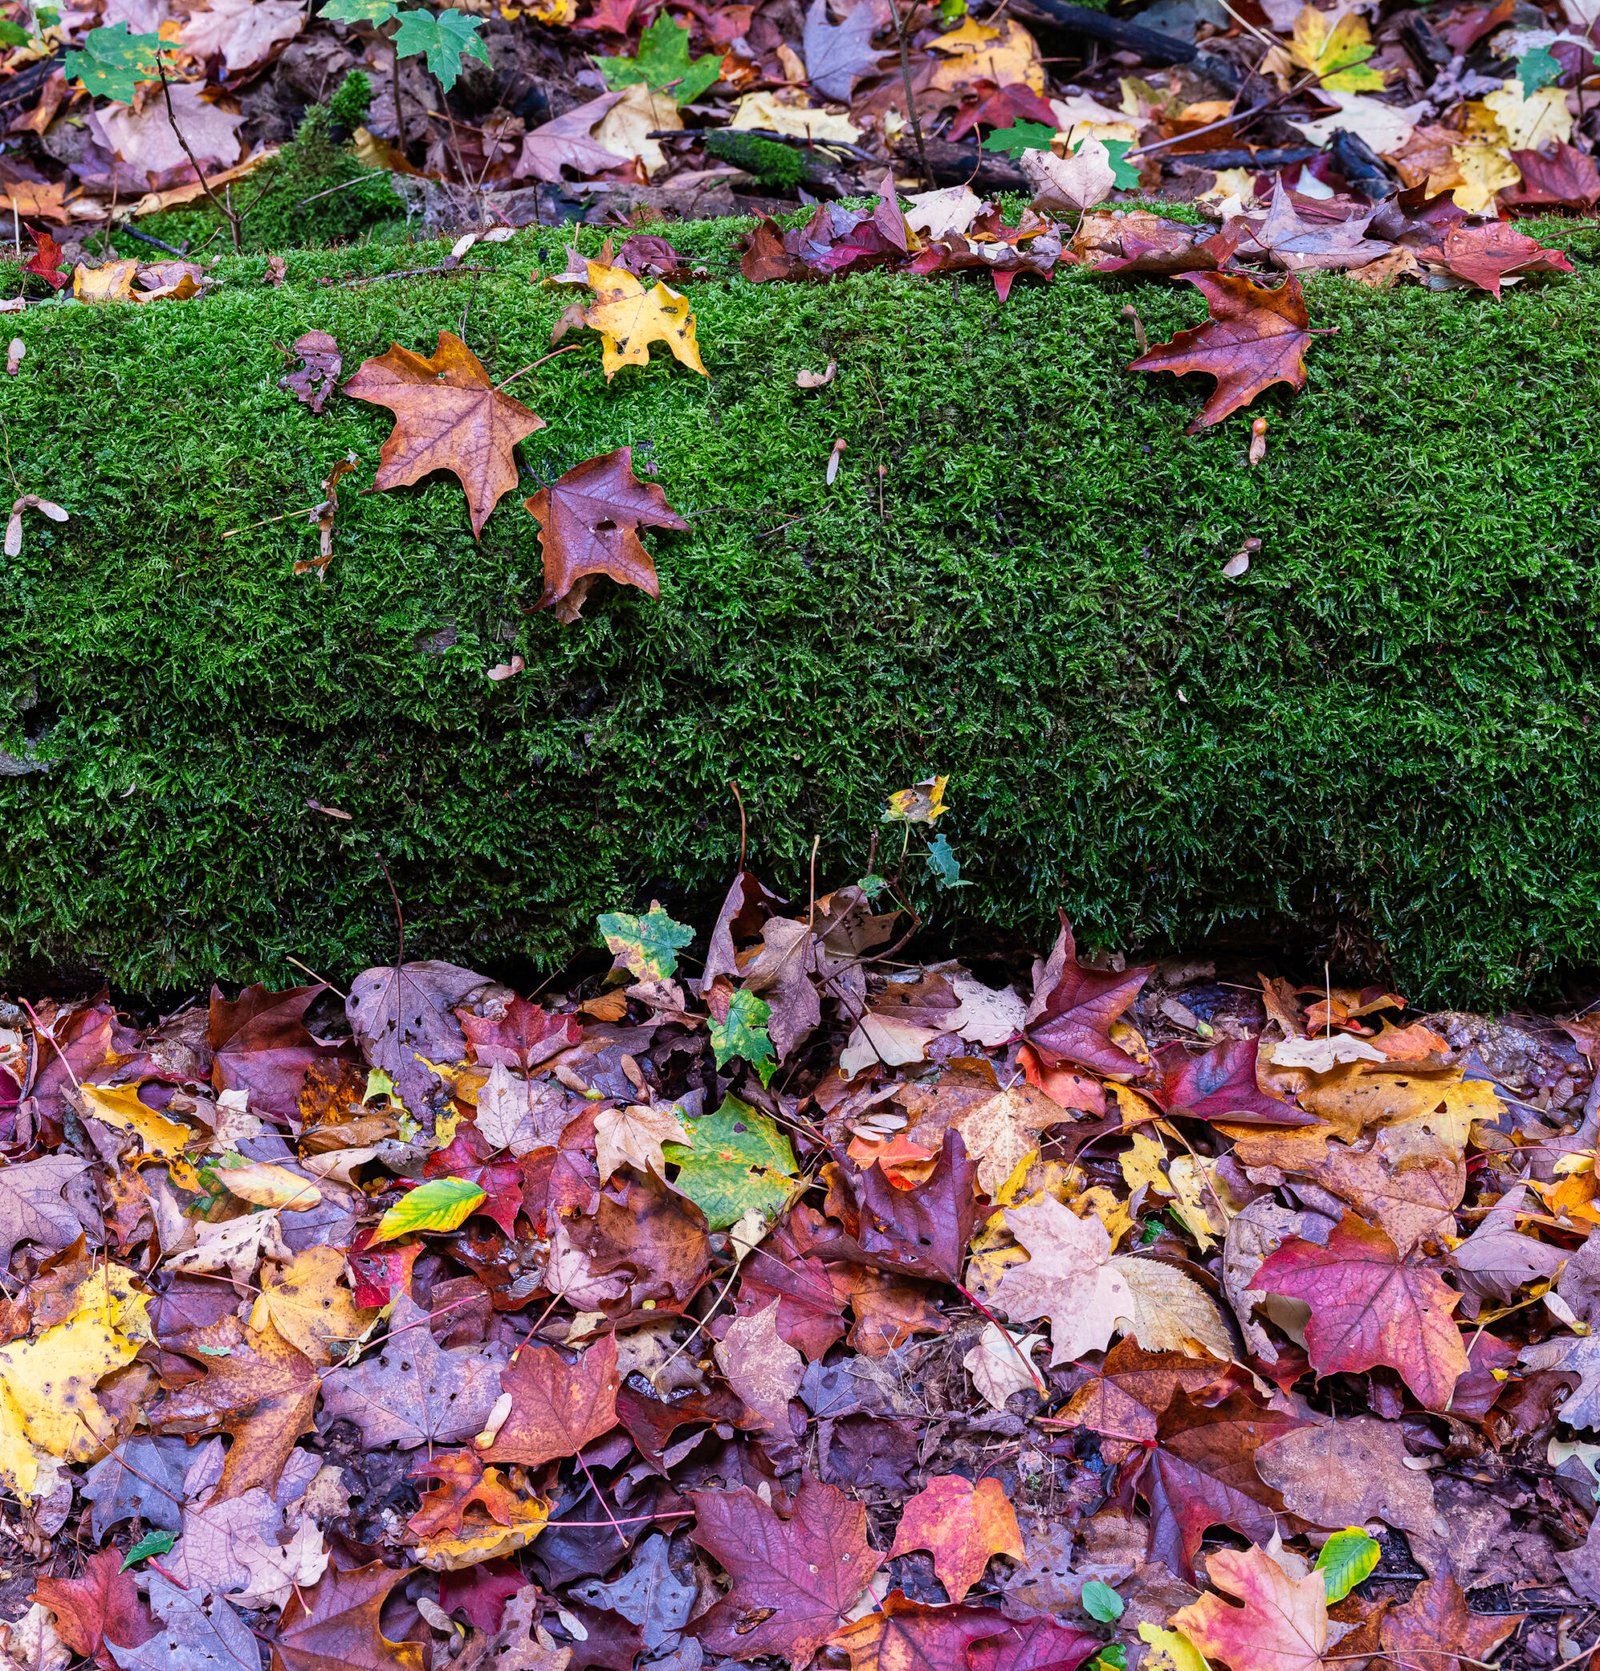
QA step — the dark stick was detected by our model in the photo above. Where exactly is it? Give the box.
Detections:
[117,223,189,257]
[886,0,932,192]
[155,56,241,252]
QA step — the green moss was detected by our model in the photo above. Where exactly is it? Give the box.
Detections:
[703,131,812,188]
[3,221,1600,998]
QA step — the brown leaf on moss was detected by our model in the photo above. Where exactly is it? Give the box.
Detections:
[343,331,544,538]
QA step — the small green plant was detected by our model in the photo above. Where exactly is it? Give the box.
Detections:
[703,129,810,188]
[983,119,1056,156]
[323,0,488,92]
[597,15,722,105]
[328,68,375,133]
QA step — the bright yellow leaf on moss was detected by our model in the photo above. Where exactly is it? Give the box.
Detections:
[78,1083,193,1164]
[1289,5,1384,92]
[0,1262,151,1498]
[581,260,707,383]
[72,259,138,302]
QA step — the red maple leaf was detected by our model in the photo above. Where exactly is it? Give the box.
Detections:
[1024,915,1152,1076]
[970,1616,1103,1671]
[948,80,1057,141]
[1254,1211,1470,1410]
[688,1478,881,1663]
[209,982,348,1120]
[34,1549,155,1670]
[1149,1039,1309,1125]
[480,1333,621,1467]
[425,1122,525,1235]
[1428,221,1574,299]
[23,223,69,291]
[831,1592,1015,1671]
[1130,273,1314,431]
[458,995,579,1071]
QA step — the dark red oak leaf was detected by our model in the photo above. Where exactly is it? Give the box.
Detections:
[209,983,347,1120]
[1024,915,1152,1076]
[481,1333,620,1468]
[1254,1212,1470,1411]
[831,1592,1014,1671]
[970,1615,1103,1671]
[688,1478,881,1663]
[526,447,688,623]
[1149,1038,1309,1126]
[1130,272,1313,431]
[35,1548,156,1670]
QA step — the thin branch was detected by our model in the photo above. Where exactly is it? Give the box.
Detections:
[155,56,242,253]
[886,0,932,191]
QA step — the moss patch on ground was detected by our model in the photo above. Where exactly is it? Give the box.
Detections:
[3,219,1599,997]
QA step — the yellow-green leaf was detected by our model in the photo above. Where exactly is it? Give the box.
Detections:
[374,1176,485,1243]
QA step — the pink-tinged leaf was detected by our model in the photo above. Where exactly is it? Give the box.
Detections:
[1024,914,1152,1076]
[1149,1039,1309,1126]
[1254,1212,1469,1410]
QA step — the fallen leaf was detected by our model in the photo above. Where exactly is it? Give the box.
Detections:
[35,1548,154,1670]
[889,1475,1025,1602]
[343,332,544,539]
[579,259,707,382]
[516,90,630,181]
[1130,273,1313,431]
[830,1592,1013,1671]
[802,0,882,102]
[0,1156,96,1272]
[714,1298,804,1438]
[481,1334,619,1466]
[249,1246,373,1365]
[97,85,243,176]
[662,1096,797,1231]
[317,1293,506,1449]
[594,1102,689,1184]
[1377,1567,1520,1671]
[180,0,305,76]
[1172,1544,1327,1671]
[1022,138,1116,214]
[526,447,688,623]
[1025,916,1152,1076]
[963,1322,1046,1409]
[345,959,487,1112]
[270,1561,425,1671]
[688,1479,880,1663]
[1253,1212,1469,1410]
[1254,1416,1443,1542]
[1427,220,1575,298]
[280,330,341,414]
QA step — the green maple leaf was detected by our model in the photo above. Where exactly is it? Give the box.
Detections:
[662,1096,797,1229]
[598,904,694,980]
[709,989,777,1086]
[393,6,490,91]
[982,119,1056,156]
[63,22,166,105]
[1517,43,1563,96]
[322,0,401,21]
[1100,138,1141,190]
[598,15,722,106]
[1315,1528,1380,1603]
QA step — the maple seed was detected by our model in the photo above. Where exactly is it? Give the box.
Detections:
[827,438,847,484]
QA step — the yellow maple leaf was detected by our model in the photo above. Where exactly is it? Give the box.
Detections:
[928,15,1044,94]
[0,1263,151,1498]
[249,1246,375,1366]
[78,1082,192,1163]
[1288,5,1384,92]
[1449,142,1521,213]
[1120,1129,1172,1195]
[72,260,138,303]
[582,260,707,382]
[1478,81,1574,151]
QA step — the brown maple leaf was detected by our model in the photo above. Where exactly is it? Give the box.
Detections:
[1253,1211,1469,1410]
[1129,273,1313,431]
[34,1548,155,1670]
[1378,1566,1520,1671]
[480,1333,620,1468]
[271,1562,425,1671]
[152,1319,320,1500]
[343,331,544,538]
[525,447,688,624]
[1426,221,1574,299]
[688,1478,880,1663]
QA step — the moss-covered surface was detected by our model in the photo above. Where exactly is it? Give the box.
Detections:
[3,217,1599,997]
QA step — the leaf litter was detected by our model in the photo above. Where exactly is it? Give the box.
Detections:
[3,774,1600,1668]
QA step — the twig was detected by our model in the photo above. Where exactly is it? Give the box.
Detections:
[391,23,408,159]
[117,223,189,257]
[492,344,579,392]
[886,0,932,191]
[329,262,493,288]
[1127,70,1322,160]
[155,56,242,253]
[296,174,377,209]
